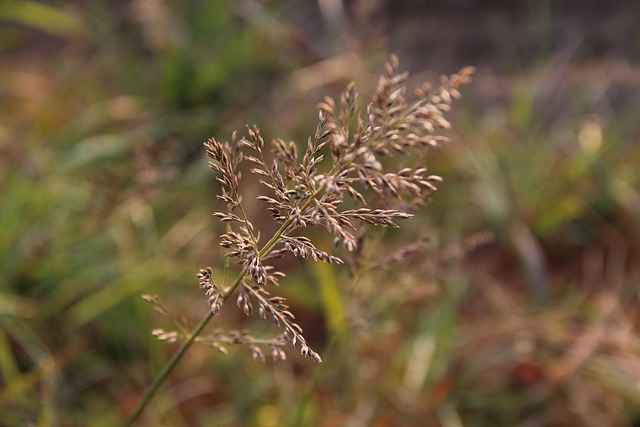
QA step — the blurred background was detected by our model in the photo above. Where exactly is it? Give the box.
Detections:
[1,0,640,426]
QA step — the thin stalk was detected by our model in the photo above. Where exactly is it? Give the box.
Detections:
[121,215,298,426]
[123,163,332,425]
[121,266,249,426]
[120,309,215,427]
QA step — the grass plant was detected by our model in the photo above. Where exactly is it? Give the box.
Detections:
[2,2,640,426]
[125,55,474,425]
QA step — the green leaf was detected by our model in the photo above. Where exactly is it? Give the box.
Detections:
[0,1,84,38]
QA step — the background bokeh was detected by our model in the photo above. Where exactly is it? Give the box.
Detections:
[1,1,640,426]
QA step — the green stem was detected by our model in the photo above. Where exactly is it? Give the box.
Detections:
[121,267,249,426]
[120,309,215,427]
[121,216,298,426]
[122,173,331,425]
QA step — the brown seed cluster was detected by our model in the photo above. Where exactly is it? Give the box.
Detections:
[149,56,473,362]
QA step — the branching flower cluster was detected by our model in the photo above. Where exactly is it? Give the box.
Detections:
[147,56,474,363]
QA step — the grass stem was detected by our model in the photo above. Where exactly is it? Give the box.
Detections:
[120,309,215,427]
[121,219,295,425]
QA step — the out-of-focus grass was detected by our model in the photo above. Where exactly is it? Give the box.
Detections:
[0,1,297,424]
[2,1,640,426]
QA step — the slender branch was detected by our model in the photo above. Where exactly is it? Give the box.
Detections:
[120,217,296,426]
[120,309,214,427]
